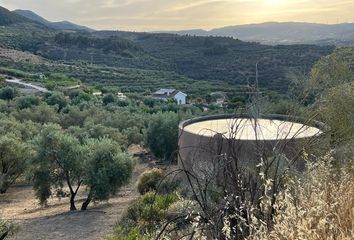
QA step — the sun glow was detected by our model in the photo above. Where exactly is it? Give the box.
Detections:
[265,0,285,6]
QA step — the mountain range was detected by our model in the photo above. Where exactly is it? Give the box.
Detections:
[13,9,94,32]
[163,22,354,45]
[0,5,336,95]
[2,6,354,45]
[0,6,31,25]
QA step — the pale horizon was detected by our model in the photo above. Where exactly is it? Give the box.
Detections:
[1,0,354,31]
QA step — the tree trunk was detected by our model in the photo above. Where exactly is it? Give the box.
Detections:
[81,190,93,211]
[65,172,82,211]
[0,181,9,194]
[70,193,77,211]
[0,231,8,240]
[0,175,9,194]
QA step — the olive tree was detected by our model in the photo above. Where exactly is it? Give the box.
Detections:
[15,95,40,109]
[12,104,59,124]
[46,91,68,111]
[0,87,17,102]
[32,124,84,210]
[103,94,115,105]
[145,112,179,161]
[81,138,134,210]
[0,133,30,193]
[32,126,134,211]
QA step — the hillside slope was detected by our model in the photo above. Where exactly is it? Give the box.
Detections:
[92,31,334,92]
[0,7,52,51]
[167,22,354,45]
[13,9,94,32]
[0,6,335,94]
[0,6,32,25]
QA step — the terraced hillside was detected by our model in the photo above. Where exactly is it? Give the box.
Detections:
[0,6,335,94]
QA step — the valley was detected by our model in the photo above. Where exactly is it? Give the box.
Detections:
[0,4,353,240]
[0,6,334,96]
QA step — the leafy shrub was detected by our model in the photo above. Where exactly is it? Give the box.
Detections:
[117,99,130,107]
[0,87,17,101]
[119,192,178,236]
[85,123,128,149]
[103,94,115,105]
[46,91,68,111]
[123,127,143,145]
[15,95,40,109]
[105,226,151,240]
[0,133,31,193]
[156,179,180,195]
[144,112,179,161]
[12,104,59,124]
[137,168,164,195]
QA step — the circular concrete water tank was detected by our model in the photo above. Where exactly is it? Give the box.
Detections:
[178,114,328,181]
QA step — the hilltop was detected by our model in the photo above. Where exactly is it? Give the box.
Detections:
[163,22,354,45]
[0,6,33,25]
[0,6,335,94]
[13,9,95,32]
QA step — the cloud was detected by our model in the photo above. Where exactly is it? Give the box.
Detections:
[1,0,354,30]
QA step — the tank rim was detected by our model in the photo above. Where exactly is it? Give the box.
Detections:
[179,113,329,139]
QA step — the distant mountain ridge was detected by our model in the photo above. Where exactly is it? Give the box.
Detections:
[0,6,32,25]
[4,8,354,45]
[0,5,335,94]
[163,22,354,45]
[13,9,95,32]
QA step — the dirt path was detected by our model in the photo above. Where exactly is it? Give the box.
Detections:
[1,162,148,240]
[5,78,50,93]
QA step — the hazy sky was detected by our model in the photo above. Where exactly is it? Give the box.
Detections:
[1,0,354,31]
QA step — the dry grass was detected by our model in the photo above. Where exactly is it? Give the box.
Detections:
[249,155,354,240]
[0,48,44,64]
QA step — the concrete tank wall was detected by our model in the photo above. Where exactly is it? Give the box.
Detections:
[178,114,329,181]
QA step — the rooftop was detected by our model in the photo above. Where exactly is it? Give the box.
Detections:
[153,88,187,98]
[154,88,176,95]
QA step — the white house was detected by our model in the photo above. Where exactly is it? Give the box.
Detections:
[153,88,187,105]
[117,92,127,100]
[92,91,102,96]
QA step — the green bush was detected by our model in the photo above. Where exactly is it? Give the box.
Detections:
[144,112,179,161]
[137,168,164,195]
[156,179,180,195]
[0,87,17,101]
[119,192,178,236]
[123,127,143,145]
[103,94,115,105]
[15,95,40,109]
[105,226,151,240]
[46,92,68,111]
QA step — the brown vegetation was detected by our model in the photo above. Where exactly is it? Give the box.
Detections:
[248,155,354,240]
[0,48,44,64]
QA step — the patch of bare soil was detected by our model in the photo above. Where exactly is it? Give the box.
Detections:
[1,160,149,240]
[0,48,45,64]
